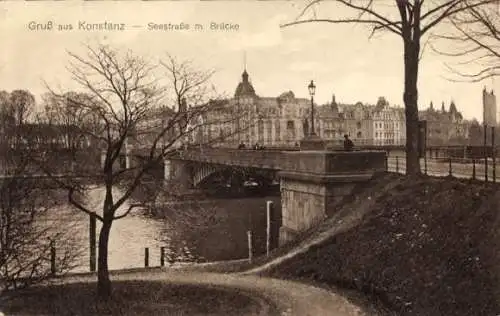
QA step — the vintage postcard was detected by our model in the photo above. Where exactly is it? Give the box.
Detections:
[1,1,499,315]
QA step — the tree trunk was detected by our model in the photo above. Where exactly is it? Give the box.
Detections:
[97,218,113,301]
[403,40,421,175]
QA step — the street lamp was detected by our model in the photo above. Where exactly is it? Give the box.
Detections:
[308,80,316,136]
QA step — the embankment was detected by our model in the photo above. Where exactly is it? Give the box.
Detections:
[266,173,500,316]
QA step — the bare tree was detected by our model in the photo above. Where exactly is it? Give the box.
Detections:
[0,176,80,295]
[39,43,249,301]
[8,90,35,126]
[431,2,500,81]
[36,91,101,175]
[0,102,80,295]
[283,0,494,175]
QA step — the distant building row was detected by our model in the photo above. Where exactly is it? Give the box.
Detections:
[199,69,472,147]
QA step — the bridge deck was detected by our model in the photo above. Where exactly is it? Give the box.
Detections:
[177,148,286,170]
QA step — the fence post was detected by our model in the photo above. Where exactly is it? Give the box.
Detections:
[396,156,399,173]
[266,200,279,256]
[160,247,165,267]
[89,214,96,272]
[144,247,149,268]
[448,157,452,177]
[266,201,272,257]
[472,159,476,180]
[247,230,253,263]
[424,151,428,175]
[50,240,56,277]
[492,126,496,183]
[484,124,489,182]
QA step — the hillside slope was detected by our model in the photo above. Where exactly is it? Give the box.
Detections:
[266,173,500,316]
[243,172,405,275]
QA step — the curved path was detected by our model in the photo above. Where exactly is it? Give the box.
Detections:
[61,270,365,316]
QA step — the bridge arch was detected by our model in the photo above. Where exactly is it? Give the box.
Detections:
[193,164,276,190]
[193,164,221,187]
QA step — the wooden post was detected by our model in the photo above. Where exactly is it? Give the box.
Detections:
[266,201,274,257]
[50,240,56,276]
[484,124,489,182]
[472,159,476,180]
[424,151,428,175]
[160,247,165,267]
[89,213,96,272]
[492,126,496,183]
[448,157,452,177]
[247,231,253,263]
[144,247,149,268]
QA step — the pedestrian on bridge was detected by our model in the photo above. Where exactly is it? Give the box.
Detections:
[344,134,354,151]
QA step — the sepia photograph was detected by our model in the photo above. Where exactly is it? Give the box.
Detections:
[1,0,500,315]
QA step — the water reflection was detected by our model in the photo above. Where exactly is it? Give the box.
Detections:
[43,185,281,273]
[152,195,282,263]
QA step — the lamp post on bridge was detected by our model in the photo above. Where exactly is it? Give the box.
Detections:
[299,79,325,150]
[308,80,316,137]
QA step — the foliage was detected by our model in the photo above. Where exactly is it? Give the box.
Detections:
[0,96,81,294]
[432,2,500,81]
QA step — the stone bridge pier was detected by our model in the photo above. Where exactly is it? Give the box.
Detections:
[278,150,386,245]
[164,159,192,190]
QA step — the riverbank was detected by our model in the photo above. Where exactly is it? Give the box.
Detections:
[145,194,282,263]
[160,172,500,315]
[5,172,500,315]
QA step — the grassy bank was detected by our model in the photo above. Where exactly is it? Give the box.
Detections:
[267,173,500,316]
[1,281,274,316]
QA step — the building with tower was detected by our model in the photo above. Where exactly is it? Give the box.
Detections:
[483,87,497,126]
[418,100,469,145]
[204,67,313,147]
[195,68,473,148]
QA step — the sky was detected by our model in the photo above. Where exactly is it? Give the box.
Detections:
[0,0,498,122]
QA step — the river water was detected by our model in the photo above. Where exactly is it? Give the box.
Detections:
[43,185,281,273]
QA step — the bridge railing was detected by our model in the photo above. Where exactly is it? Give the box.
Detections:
[178,148,286,170]
[387,155,499,182]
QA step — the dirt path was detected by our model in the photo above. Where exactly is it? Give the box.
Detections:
[61,270,364,316]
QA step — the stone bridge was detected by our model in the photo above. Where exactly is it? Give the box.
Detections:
[129,144,470,245]
[165,147,387,245]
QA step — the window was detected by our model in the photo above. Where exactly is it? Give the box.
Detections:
[266,121,272,144]
[275,119,281,141]
[356,122,361,129]
[258,119,264,143]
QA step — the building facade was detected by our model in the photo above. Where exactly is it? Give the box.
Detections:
[196,69,478,148]
[370,97,405,146]
[206,69,410,147]
[204,69,312,147]
[418,100,469,146]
